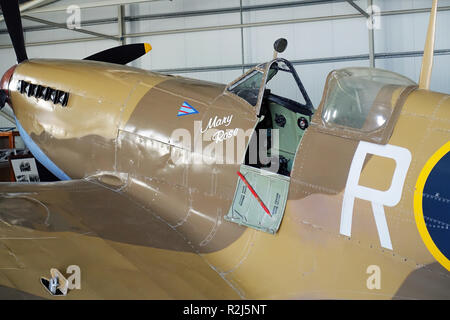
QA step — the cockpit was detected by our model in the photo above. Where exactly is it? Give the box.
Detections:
[225,54,417,235]
[226,60,417,177]
[228,58,313,114]
[227,58,314,177]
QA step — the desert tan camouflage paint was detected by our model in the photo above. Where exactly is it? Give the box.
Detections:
[0,57,447,299]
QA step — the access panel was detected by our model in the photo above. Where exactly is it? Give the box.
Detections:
[225,165,290,234]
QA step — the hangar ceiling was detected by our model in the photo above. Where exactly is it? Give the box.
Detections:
[1,0,449,73]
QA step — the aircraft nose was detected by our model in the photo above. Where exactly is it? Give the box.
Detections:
[0,65,17,107]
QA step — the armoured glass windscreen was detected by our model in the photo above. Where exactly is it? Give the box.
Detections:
[265,61,307,106]
[321,68,416,132]
[228,70,264,106]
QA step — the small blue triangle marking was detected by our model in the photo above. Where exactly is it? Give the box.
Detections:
[177,101,199,117]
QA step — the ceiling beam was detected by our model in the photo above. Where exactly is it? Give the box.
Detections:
[1,5,450,49]
[24,0,169,14]
[21,15,118,41]
[0,1,345,34]
[346,0,369,18]
[0,0,58,22]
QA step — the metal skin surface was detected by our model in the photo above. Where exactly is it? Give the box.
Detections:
[0,57,448,300]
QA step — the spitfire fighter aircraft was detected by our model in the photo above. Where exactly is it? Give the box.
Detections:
[0,0,448,299]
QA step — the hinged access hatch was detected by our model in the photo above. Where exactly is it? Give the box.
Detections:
[225,165,290,234]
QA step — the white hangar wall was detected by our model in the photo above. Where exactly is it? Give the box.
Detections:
[0,0,449,129]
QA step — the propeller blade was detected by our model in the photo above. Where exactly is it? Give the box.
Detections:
[84,43,152,65]
[0,90,7,109]
[0,0,28,63]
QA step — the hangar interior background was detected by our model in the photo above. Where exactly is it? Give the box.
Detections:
[0,0,449,132]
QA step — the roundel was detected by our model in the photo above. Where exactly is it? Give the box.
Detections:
[414,142,450,271]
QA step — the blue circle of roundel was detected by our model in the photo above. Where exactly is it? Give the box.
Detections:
[422,151,450,260]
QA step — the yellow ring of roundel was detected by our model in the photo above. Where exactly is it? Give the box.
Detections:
[414,141,450,271]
